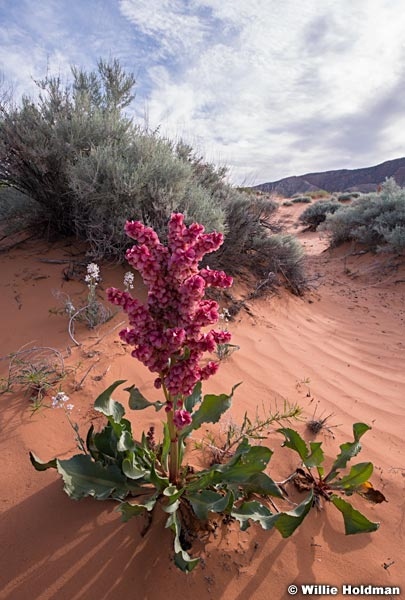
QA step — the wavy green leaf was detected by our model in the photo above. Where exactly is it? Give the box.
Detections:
[325,423,371,482]
[94,380,126,423]
[306,442,324,468]
[278,429,324,468]
[181,383,241,437]
[56,454,128,500]
[330,462,374,492]
[187,490,231,520]
[231,500,279,531]
[166,511,200,572]
[117,430,135,452]
[274,491,314,538]
[331,495,379,534]
[241,472,284,498]
[150,463,169,493]
[278,428,308,461]
[122,452,148,480]
[125,385,164,411]
[118,495,158,522]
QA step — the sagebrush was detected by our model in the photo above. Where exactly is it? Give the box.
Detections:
[324,178,405,252]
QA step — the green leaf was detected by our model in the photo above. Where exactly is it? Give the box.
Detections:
[117,430,135,452]
[182,383,241,437]
[274,491,314,538]
[217,445,272,483]
[118,495,158,522]
[331,495,380,534]
[325,423,371,482]
[86,424,99,460]
[166,511,199,572]
[125,385,164,411]
[278,429,324,468]
[94,380,126,423]
[162,485,184,514]
[184,381,202,413]
[278,428,309,462]
[242,472,284,499]
[187,490,231,520]
[186,440,272,493]
[29,452,57,471]
[306,442,324,468]
[122,452,148,480]
[330,462,374,492]
[56,454,128,500]
[231,501,279,531]
[150,463,169,493]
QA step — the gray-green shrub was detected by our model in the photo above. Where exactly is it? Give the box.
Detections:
[324,178,405,253]
[0,59,226,256]
[211,194,305,293]
[291,196,312,203]
[299,199,341,230]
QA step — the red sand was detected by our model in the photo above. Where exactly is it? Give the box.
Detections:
[1,205,404,599]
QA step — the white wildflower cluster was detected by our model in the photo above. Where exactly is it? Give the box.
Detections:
[123,271,134,291]
[85,263,100,286]
[65,300,75,316]
[219,308,231,322]
[52,391,74,412]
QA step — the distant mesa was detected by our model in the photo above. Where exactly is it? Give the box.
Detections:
[252,157,405,197]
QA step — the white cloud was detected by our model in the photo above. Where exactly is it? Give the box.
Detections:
[120,0,405,183]
[2,0,405,184]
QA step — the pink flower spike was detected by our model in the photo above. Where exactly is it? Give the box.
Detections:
[173,409,192,429]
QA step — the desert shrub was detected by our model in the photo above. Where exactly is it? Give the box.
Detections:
[299,199,341,230]
[282,200,293,206]
[0,59,226,257]
[337,193,360,202]
[211,194,305,293]
[324,178,405,252]
[291,196,312,203]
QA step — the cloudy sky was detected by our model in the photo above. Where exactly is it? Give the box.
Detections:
[1,0,405,185]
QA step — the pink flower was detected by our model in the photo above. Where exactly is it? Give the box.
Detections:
[173,409,192,430]
[106,213,233,397]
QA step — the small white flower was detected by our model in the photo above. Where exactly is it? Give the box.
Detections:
[65,301,75,315]
[219,308,231,322]
[52,391,70,408]
[85,263,100,284]
[123,271,134,290]
[66,404,74,412]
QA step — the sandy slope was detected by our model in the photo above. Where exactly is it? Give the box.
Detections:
[0,206,404,600]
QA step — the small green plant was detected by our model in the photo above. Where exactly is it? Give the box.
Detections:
[1,345,66,409]
[278,424,385,525]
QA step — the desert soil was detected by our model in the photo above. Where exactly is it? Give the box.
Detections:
[0,202,404,600]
